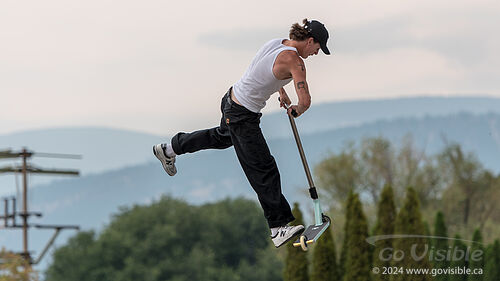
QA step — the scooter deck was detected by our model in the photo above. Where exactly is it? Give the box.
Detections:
[293,217,331,248]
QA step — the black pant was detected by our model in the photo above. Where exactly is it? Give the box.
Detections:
[171,88,295,228]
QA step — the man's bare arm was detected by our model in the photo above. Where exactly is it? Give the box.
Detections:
[289,57,311,117]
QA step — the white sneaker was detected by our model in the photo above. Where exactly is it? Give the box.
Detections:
[153,144,177,176]
[271,225,305,248]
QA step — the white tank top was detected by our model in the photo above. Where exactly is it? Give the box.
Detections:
[233,38,297,113]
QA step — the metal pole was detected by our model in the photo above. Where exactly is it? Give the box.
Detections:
[3,198,7,227]
[286,112,315,189]
[13,197,17,226]
[21,148,29,262]
[282,104,323,225]
[33,228,61,265]
[0,148,81,267]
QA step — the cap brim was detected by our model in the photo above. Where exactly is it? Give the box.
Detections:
[321,43,331,55]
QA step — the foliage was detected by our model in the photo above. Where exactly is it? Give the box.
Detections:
[338,192,356,280]
[343,193,371,281]
[310,225,338,281]
[372,185,396,281]
[433,212,449,281]
[316,136,500,243]
[284,202,308,281]
[449,235,467,281]
[438,144,492,228]
[359,137,395,203]
[315,143,360,207]
[46,197,282,281]
[391,187,432,281]
[466,229,484,281]
[0,249,38,281]
[316,136,442,208]
[483,239,500,281]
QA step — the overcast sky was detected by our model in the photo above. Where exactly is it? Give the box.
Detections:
[1,0,499,136]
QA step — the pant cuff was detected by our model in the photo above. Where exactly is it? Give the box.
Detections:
[170,133,183,155]
[267,216,295,228]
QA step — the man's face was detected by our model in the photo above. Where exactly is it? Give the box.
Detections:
[302,38,321,59]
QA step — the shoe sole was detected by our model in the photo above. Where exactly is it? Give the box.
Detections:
[153,145,177,176]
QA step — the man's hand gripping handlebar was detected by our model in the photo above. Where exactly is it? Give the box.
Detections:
[278,97,299,118]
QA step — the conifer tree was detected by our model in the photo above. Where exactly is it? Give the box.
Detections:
[496,240,500,280]
[484,239,500,281]
[372,185,396,281]
[311,225,339,281]
[284,202,309,281]
[339,192,356,280]
[433,211,449,281]
[467,229,484,281]
[424,221,432,248]
[391,187,432,281]
[450,234,468,281]
[343,193,372,281]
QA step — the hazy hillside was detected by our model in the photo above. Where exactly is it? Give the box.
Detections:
[0,127,165,174]
[2,112,500,273]
[1,96,500,176]
[261,96,500,137]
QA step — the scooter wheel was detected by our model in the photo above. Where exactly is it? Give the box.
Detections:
[299,235,308,251]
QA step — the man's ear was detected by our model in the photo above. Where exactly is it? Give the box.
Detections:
[307,37,315,45]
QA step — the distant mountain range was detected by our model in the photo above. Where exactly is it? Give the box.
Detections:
[261,96,500,138]
[1,96,500,176]
[1,96,500,272]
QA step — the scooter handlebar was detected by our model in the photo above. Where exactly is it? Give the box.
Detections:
[278,97,298,117]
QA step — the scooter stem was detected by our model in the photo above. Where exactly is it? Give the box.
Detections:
[282,102,318,200]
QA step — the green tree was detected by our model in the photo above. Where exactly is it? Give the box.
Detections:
[339,192,356,280]
[475,174,500,230]
[315,136,443,209]
[449,235,467,281]
[360,137,395,203]
[46,197,282,281]
[439,144,486,227]
[484,239,500,281]
[311,225,338,281]
[433,212,449,281]
[396,135,442,208]
[343,193,371,281]
[467,229,484,281]
[44,231,101,281]
[372,185,396,281]
[315,143,361,206]
[423,221,433,249]
[284,202,308,281]
[391,187,432,281]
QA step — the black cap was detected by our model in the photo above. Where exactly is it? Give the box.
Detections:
[304,20,330,55]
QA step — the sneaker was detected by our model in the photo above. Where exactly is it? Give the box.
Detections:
[153,144,177,176]
[271,225,305,248]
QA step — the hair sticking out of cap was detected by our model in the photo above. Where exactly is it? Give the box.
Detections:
[289,18,313,41]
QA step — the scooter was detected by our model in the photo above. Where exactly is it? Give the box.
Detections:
[280,99,331,251]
